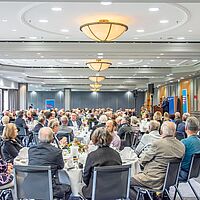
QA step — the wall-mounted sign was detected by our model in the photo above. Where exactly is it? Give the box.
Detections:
[45,99,55,110]
[182,89,188,113]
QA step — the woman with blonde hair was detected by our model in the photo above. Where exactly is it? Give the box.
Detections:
[2,123,23,163]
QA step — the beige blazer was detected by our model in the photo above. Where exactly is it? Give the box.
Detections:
[134,136,185,190]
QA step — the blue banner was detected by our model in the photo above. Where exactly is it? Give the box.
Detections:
[182,89,188,113]
[45,99,55,110]
[168,96,174,114]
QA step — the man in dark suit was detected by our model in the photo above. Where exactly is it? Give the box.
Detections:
[117,117,132,139]
[161,96,169,113]
[68,113,82,128]
[32,116,46,133]
[28,127,71,199]
[177,113,190,138]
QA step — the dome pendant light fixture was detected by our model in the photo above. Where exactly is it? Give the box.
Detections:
[90,83,102,89]
[89,76,105,83]
[86,59,112,72]
[80,19,128,41]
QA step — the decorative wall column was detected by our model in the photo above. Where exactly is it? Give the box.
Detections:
[18,83,28,110]
[64,88,71,110]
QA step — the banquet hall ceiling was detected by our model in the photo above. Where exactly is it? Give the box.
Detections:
[0,1,200,91]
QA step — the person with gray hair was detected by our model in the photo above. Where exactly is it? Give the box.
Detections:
[135,120,161,155]
[28,127,72,199]
[130,121,185,199]
[82,127,122,199]
[177,112,191,137]
[179,116,200,181]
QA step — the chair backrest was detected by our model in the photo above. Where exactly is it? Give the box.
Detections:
[163,159,182,190]
[92,164,131,200]
[57,131,72,143]
[188,153,200,180]
[14,165,53,200]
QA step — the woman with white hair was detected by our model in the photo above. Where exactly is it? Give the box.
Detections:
[135,120,161,155]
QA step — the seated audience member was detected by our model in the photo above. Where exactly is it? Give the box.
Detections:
[153,111,163,126]
[0,158,14,190]
[130,121,185,199]
[44,111,53,127]
[0,116,10,133]
[2,123,23,163]
[163,112,170,121]
[177,112,190,138]
[32,116,46,133]
[92,114,107,131]
[115,116,123,131]
[15,111,27,130]
[130,116,140,132]
[58,116,74,143]
[82,127,122,199]
[139,113,150,134]
[28,127,71,199]
[118,117,132,139]
[48,119,63,149]
[87,114,98,130]
[106,120,121,150]
[174,112,182,130]
[179,116,200,181]
[135,120,161,155]
[68,113,82,129]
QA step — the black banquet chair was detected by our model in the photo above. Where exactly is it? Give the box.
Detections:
[135,159,183,200]
[92,164,131,200]
[176,153,200,200]
[14,165,53,200]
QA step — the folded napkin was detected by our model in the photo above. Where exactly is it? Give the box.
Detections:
[120,147,137,160]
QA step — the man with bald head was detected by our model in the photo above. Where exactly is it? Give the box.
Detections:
[28,127,71,199]
[130,121,185,199]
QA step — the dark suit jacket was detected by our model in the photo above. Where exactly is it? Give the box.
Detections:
[68,120,82,128]
[28,142,64,176]
[177,121,187,137]
[32,123,44,133]
[28,143,71,198]
[15,117,27,128]
[117,123,133,139]
[2,139,23,163]
[82,146,122,199]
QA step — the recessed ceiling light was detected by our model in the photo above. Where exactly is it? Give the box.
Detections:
[40,56,44,58]
[51,7,62,11]
[169,73,173,76]
[189,74,192,77]
[129,59,134,62]
[98,56,103,59]
[37,52,41,55]
[156,56,160,59]
[118,62,122,65]
[60,29,69,32]
[29,36,37,39]
[11,29,17,32]
[192,59,198,62]
[160,53,164,56]
[65,36,69,39]
[38,19,48,23]
[180,77,184,79]
[188,30,192,33]
[134,37,139,39]
[74,62,79,64]
[177,37,185,40]
[170,59,176,62]
[97,53,103,56]
[160,20,169,24]
[143,65,148,67]
[100,1,112,5]
[149,7,159,12]
[2,19,8,22]
[150,59,154,62]
[136,29,144,33]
